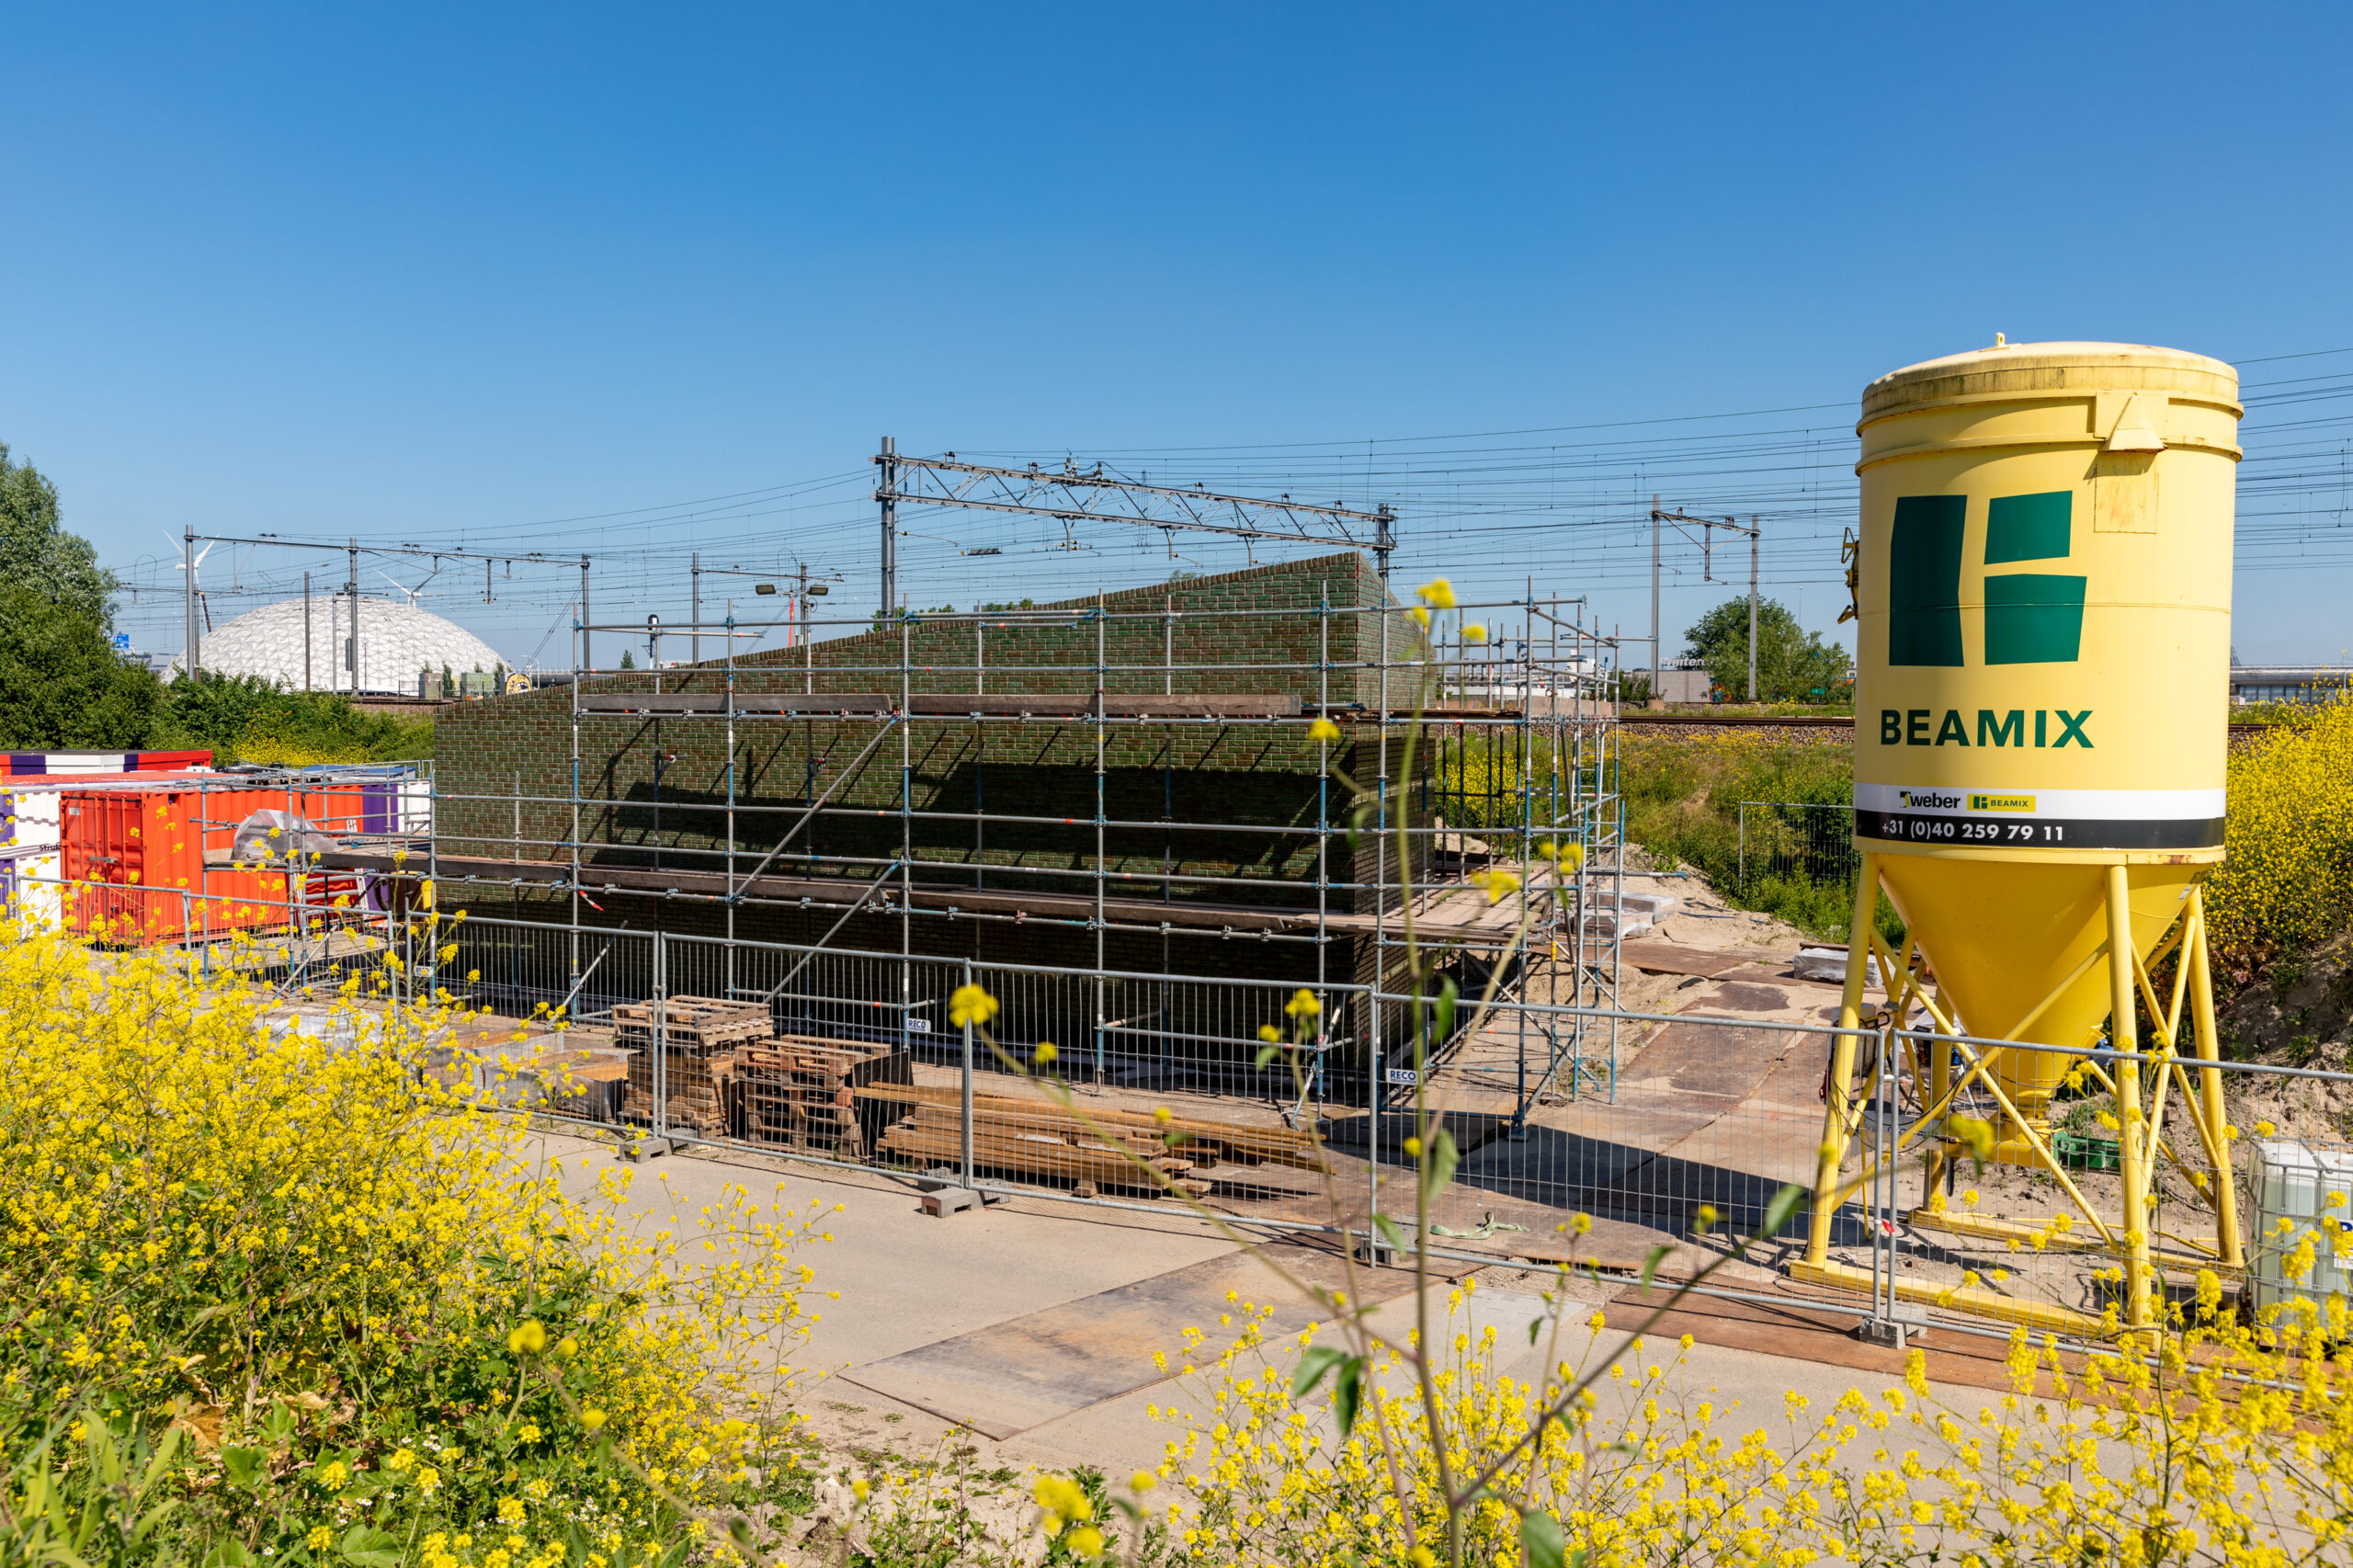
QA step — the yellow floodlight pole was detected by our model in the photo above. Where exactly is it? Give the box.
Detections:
[2106,862,2156,1331]
[1805,853,1882,1267]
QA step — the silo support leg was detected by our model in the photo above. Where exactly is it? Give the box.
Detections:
[1803,854,1882,1267]
[2185,886,2244,1270]
[2106,863,2157,1332]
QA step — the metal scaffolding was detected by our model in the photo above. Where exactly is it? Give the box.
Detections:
[389,573,1633,1125]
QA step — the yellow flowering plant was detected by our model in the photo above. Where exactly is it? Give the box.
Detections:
[1158,1264,2353,1566]
[0,918,825,1564]
[2205,688,2353,974]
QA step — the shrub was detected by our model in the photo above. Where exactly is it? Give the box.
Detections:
[2206,691,2353,975]
[153,673,433,764]
[1155,1273,2353,1566]
[0,919,821,1562]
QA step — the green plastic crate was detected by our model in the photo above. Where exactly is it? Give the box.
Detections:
[2053,1130,2120,1172]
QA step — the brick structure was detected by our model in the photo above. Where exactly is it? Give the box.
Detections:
[431,554,1440,1025]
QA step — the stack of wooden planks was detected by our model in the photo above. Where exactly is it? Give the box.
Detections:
[735,1035,913,1155]
[403,1007,635,1119]
[530,1037,636,1122]
[612,994,771,1133]
[857,1082,1328,1198]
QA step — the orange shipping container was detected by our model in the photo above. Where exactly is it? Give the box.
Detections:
[60,780,365,944]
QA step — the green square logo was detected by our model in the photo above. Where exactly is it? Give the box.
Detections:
[1984,574,2086,664]
[1984,491,2071,564]
[1888,494,1964,666]
[1885,490,2084,665]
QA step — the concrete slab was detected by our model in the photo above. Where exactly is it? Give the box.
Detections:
[1618,1021,1787,1108]
[528,1129,2043,1501]
[539,1132,1240,1368]
[1658,1112,1825,1189]
[839,1244,1404,1438]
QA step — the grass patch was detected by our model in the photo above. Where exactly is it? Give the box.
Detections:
[1618,733,1899,944]
[1431,728,1893,941]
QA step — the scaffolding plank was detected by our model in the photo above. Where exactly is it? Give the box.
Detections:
[577,693,888,716]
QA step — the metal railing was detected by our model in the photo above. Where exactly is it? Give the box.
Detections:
[19,872,2345,1353]
[1735,800,1860,901]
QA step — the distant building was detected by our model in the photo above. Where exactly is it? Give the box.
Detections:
[2229,666,2348,706]
[172,597,503,696]
[1654,663,1715,704]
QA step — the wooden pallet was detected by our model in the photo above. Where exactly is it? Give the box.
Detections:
[610,996,770,1134]
[610,994,771,1052]
[625,1048,739,1133]
[736,1035,913,1155]
[537,1042,636,1122]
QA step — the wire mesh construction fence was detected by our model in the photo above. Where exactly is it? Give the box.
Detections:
[14,881,2353,1350]
[1735,800,1862,905]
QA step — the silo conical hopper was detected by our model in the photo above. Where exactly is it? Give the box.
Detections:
[1800,341,2245,1331]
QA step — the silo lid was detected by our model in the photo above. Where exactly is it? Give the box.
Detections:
[1862,340,2240,422]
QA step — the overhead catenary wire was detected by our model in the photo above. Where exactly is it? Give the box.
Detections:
[105,356,2353,659]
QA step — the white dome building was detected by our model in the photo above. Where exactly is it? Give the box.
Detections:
[178,596,506,696]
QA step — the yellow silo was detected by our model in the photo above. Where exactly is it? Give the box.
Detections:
[1798,341,2245,1333]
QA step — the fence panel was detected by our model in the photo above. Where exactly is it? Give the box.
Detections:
[25,881,2353,1353]
[1737,801,1860,903]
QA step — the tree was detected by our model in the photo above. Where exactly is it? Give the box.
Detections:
[1683,596,1851,704]
[0,585,161,747]
[0,444,119,624]
[619,649,636,669]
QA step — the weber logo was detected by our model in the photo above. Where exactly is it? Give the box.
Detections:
[1897,790,1961,810]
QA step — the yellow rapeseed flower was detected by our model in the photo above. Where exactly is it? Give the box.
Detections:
[1471,869,1520,903]
[949,983,999,1028]
[1306,717,1342,744]
[1949,1115,1995,1165]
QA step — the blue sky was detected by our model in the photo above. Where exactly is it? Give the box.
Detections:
[5,4,2349,668]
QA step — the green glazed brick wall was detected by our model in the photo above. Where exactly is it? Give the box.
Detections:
[458,887,1427,1069]
[436,551,1441,919]
[716,550,1413,704]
